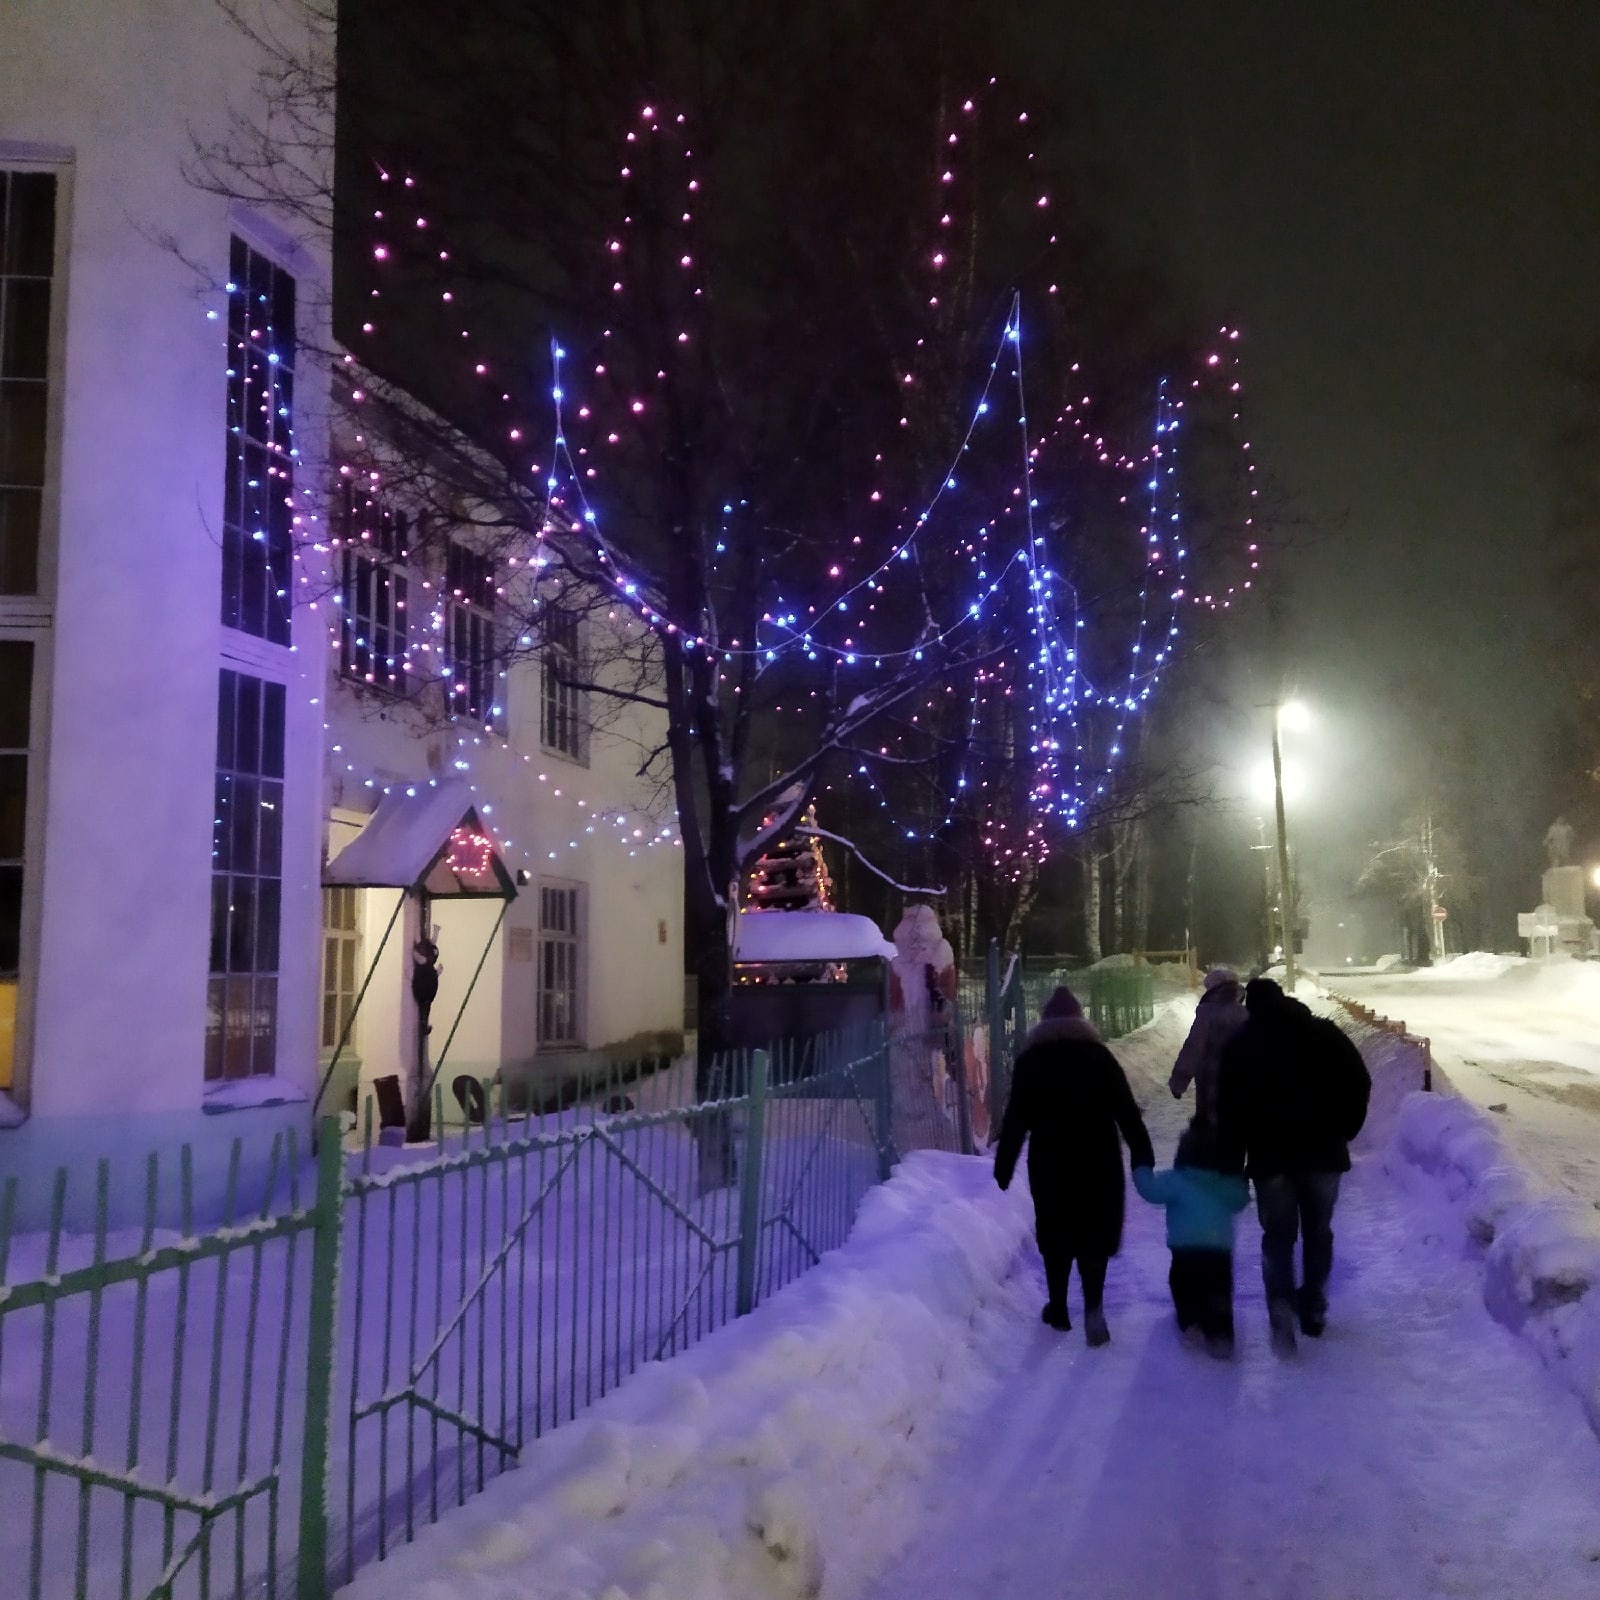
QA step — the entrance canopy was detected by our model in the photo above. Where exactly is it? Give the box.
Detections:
[324,780,516,900]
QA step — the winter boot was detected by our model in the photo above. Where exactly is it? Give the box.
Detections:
[1297,1287,1326,1338]
[1205,1332,1235,1361]
[1041,1302,1071,1331]
[1084,1307,1110,1347]
[1268,1298,1298,1356]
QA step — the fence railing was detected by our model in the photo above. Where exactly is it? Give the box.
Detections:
[1,1021,968,1600]
[0,1130,336,1600]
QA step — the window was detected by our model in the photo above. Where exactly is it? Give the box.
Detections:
[537,883,582,1047]
[0,171,55,595]
[320,886,361,1052]
[540,605,585,761]
[443,540,496,722]
[0,639,31,1090]
[206,669,286,1081]
[336,481,409,689]
[223,236,295,644]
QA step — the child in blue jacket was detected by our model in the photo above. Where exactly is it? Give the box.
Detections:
[1132,1118,1251,1358]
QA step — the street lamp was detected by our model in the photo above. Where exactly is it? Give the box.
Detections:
[1271,700,1309,991]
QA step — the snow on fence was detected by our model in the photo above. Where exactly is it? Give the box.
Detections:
[0,1022,979,1600]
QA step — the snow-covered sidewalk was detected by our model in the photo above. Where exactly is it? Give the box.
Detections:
[340,1002,1600,1600]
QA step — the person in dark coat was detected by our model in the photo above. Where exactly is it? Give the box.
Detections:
[994,985,1155,1346]
[1168,966,1247,1125]
[1216,977,1372,1352]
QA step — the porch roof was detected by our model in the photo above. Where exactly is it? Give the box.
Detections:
[324,779,517,899]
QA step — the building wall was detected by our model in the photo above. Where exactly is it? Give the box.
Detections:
[0,1,332,1211]
[322,621,685,1118]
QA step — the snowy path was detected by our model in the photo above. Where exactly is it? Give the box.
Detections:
[329,996,1600,1600]
[861,1010,1600,1600]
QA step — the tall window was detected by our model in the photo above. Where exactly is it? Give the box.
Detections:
[320,886,361,1052]
[0,640,31,1091]
[0,171,55,595]
[443,540,496,722]
[336,481,409,688]
[223,237,295,644]
[540,605,585,761]
[206,670,285,1081]
[537,883,582,1047]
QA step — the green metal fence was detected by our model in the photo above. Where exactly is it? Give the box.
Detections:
[0,1025,939,1600]
[0,1129,339,1600]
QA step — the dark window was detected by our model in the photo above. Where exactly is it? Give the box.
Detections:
[0,171,56,595]
[222,236,295,644]
[206,669,285,1080]
[537,883,581,1046]
[335,480,410,689]
[540,605,585,761]
[0,638,31,1092]
[443,541,497,722]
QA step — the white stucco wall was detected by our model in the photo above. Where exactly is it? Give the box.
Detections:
[323,610,685,1108]
[0,1,332,1187]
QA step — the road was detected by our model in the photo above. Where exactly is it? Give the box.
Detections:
[1327,961,1600,1208]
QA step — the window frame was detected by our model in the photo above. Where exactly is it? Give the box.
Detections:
[205,667,287,1083]
[0,149,69,624]
[222,233,297,647]
[442,539,500,727]
[320,884,362,1054]
[335,479,411,692]
[536,879,584,1049]
[539,604,588,764]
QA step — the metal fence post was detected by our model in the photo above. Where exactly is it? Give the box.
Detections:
[985,941,1003,1139]
[735,1050,769,1316]
[297,1116,344,1600]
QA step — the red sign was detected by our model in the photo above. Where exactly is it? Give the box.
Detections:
[1432,906,1448,921]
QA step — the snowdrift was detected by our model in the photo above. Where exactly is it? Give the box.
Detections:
[1384,1073,1600,1440]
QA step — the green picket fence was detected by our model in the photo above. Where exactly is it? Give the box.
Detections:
[0,1024,956,1600]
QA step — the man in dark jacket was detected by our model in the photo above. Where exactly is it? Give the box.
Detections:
[994,986,1155,1347]
[1216,977,1371,1352]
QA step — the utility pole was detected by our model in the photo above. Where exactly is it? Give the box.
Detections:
[1270,708,1297,992]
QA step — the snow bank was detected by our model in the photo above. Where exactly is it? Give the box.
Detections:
[340,1150,1034,1600]
[1387,1089,1600,1439]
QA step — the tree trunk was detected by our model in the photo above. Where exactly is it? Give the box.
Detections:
[1081,836,1103,964]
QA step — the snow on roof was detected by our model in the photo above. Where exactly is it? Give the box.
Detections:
[324,779,514,897]
[732,909,895,963]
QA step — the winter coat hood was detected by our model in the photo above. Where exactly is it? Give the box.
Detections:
[1021,1016,1101,1050]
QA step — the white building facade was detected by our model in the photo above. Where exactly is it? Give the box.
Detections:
[313,392,685,1129]
[0,1,684,1218]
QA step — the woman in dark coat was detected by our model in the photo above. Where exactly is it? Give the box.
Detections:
[994,985,1155,1345]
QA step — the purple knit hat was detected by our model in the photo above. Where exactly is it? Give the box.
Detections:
[1041,984,1084,1021]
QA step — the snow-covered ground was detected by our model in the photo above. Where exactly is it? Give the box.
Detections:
[1329,953,1600,1204]
[339,999,1600,1600]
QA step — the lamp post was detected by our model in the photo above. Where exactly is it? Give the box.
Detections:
[1270,700,1310,992]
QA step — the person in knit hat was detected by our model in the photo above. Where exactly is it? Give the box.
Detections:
[1168,966,1247,1127]
[994,984,1154,1346]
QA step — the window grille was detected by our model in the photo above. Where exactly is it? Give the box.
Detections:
[206,669,286,1080]
[540,605,585,760]
[0,170,55,595]
[443,540,497,722]
[335,481,409,688]
[222,236,295,644]
[537,883,581,1046]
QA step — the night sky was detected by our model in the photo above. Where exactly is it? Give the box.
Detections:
[1038,1,1600,944]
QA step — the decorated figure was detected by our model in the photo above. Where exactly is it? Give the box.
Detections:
[887,904,963,1151]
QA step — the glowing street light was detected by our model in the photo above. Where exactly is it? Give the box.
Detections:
[1270,699,1311,991]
